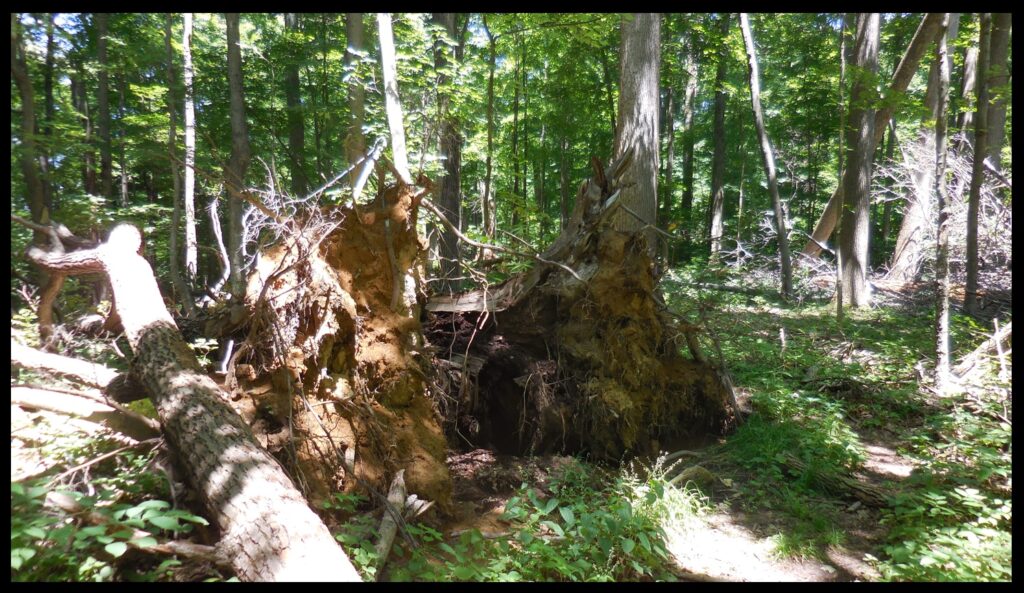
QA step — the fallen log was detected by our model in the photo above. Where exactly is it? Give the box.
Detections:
[27,223,361,582]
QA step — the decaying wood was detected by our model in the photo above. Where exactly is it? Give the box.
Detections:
[954,320,1012,381]
[44,491,234,572]
[26,223,361,582]
[374,469,407,579]
[781,454,889,507]
[11,385,160,441]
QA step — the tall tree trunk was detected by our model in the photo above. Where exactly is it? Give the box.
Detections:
[985,13,1010,173]
[11,14,50,245]
[838,13,880,308]
[481,19,496,240]
[662,85,675,225]
[802,13,946,258]
[344,13,366,188]
[96,13,114,203]
[433,13,462,293]
[224,13,252,300]
[511,44,521,206]
[183,14,198,282]
[522,40,530,236]
[612,13,661,256]
[708,14,730,259]
[879,121,897,249]
[117,67,129,208]
[680,34,698,231]
[955,45,978,142]
[283,13,308,196]
[965,14,991,316]
[27,225,362,582]
[71,71,99,196]
[932,15,952,393]
[599,50,617,133]
[559,134,570,229]
[740,13,793,300]
[887,14,960,285]
[165,14,193,314]
[42,13,55,210]
[377,13,412,184]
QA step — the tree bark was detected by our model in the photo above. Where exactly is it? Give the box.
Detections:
[42,13,55,210]
[708,14,730,259]
[887,14,960,285]
[284,13,308,197]
[377,13,412,185]
[117,65,129,208]
[739,13,792,300]
[955,44,978,142]
[838,13,880,308]
[96,13,114,203]
[345,13,366,182]
[680,33,699,231]
[613,12,661,256]
[965,14,990,316]
[183,13,198,282]
[932,15,952,392]
[662,85,675,225]
[433,13,462,293]
[985,13,1010,173]
[224,13,252,300]
[166,13,194,314]
[802,13,946,258]
[26,224,361,581]
[482,18,497,240]
[11,14,51,245]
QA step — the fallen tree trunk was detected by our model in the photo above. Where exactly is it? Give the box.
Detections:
[427,153,734,458]
[27,224,361,582]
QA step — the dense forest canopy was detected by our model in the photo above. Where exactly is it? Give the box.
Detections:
[10,13,1011,583]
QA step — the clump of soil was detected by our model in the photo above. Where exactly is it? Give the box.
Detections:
[218,182,452,512]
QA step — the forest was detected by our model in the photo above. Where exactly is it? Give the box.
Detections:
[10,12,1011,582]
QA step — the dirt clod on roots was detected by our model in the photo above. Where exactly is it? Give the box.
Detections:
[219,182,452,512]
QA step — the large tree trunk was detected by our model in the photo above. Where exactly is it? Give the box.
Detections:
[345,13,366,182]
[427,152,734,459]
[802,13,946,259]
[26,224,361,582]
[42,13,55,210]
[183,13,198,282]
[985,13,1010,173]
[965,14,991,316]
[838,13,880,308]
[225,13,252,300]
[740,13,792,300]
[482,19,497,240]
[680,33,699,231]
[433,13,462,294]
[708,14,730,259]
[887,14,960,285]
[955,44,978,143]
[165,14,194,313]
[613,13,660,256]
[283,13,308,197]
[11,14,50,245]
[96,13,114,203]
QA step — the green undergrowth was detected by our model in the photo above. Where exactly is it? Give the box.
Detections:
[331,457,706,582]
[661,263,1012,580]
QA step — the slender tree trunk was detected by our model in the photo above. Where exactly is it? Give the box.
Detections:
[345,13,366,187]
[165,14,193,314]
[96,13,114,203]
[42,13,55,210]
[377,13,412,184]
[224,13,252,300]
[511,46,521,204]
[802,13,946,258]
[985,13,1010,173]
[887,14,960,285]
[11,14,50,245]
[955,45,978,142]
[933,15,952,392]
[739,13,792,300]
[599,51,617,133]
[708,14,730,259]
[283,13,307,196]
[879,121,897,249]
[663,85,675,225]
[118,67,129,208]
[71,71,99,196]
[182,14,198,283]
[681,35,698,231]
[482,20,496,240]
[965,14,990,316]
[612,13,660,256]
[559,134,570,229]
[838,13,880,308]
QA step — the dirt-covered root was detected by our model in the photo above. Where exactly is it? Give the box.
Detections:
[214,182,452,512]
[427,226,733,460]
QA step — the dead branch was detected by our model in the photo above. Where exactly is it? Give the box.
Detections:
[374,469,407,579]
[11,385,160,441]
